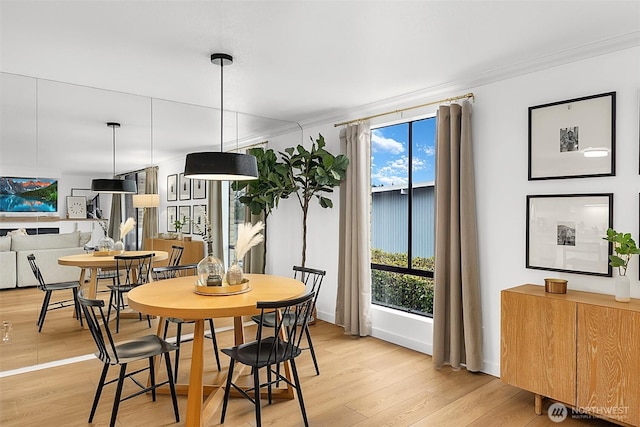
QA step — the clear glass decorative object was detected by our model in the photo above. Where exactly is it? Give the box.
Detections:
[113,240,125,253]
[226,262,243,285]
[98,236,115,252]
[197,241,225,286]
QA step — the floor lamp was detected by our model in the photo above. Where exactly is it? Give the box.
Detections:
[133,194,160,249]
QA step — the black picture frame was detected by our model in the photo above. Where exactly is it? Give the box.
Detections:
[192,179,206,200]
[179,205,191,234]
[167,206,177,232]
[192,204,207,236]
[528,92,616,180]
[526,193,613,277]
[167,174,177,202]
[179,173,191,201]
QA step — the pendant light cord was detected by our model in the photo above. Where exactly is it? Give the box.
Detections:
[112,125,116,178]
[220,60,224,153]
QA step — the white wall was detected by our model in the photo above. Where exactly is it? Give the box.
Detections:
[264,46,640,377]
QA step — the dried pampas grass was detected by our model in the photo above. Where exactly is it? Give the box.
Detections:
[235,221,264,262]
[119,217,136,240]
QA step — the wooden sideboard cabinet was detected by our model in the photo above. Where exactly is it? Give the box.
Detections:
[501,284,640,426]
[143,238,204,266]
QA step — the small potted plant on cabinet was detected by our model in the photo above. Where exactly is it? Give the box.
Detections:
[603,228,640,302]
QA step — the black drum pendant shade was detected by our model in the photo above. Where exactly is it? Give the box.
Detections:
[183,53,258,181]
[91,122,138,194]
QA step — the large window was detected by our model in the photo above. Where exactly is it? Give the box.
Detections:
[371,116,436,317]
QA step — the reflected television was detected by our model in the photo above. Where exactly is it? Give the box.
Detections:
[0,177,58,213]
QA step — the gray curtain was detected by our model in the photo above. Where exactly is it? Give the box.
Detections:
[243,206,266,274]
[433,101,483,372]
[142,166,158,243]
[207,181,225,264]
[336,122,372,337]
[108,194,122,240]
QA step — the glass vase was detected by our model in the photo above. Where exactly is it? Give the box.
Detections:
[227,262,244,285]
[98,236,114,252]
[113,240,125,254]
[197,241,225,287]
[615,275,630,302]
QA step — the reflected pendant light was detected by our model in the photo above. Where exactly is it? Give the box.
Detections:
[184,53,258,181]
[91,122,138,193]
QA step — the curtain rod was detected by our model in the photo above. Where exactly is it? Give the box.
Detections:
[334,92,475,127]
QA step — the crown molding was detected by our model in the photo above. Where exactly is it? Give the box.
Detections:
[298,30,640,131]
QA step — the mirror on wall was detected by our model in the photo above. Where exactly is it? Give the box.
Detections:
[0,71,297,370]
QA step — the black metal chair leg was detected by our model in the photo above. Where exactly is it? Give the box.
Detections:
[291,359,309,427]
[220,359,236,424]
[37,291,52,331]
[174,323,182,380]
[149,356,156,401]
[110,364,127,427]
[88,363,109,423]
[305,326,319,375]
[254,366,262,427]
[207,319,221,370]
[163,352,180,422]
[72,288,83,327]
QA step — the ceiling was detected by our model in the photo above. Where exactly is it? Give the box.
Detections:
[1,0,639,176]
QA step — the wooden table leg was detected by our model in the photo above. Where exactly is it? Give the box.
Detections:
[233,316,245,345]
[186,319,205,427]
[535,394,543,415]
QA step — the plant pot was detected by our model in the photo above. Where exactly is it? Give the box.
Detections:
[615,275,630,302]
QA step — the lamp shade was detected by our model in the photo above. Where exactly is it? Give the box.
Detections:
[184,151,258,181]
[132,194,160,208]
[91,178,138,194]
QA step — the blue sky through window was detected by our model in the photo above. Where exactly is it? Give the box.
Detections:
[371,117,436,187]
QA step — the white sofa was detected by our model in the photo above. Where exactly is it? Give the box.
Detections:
[0,231,90,289]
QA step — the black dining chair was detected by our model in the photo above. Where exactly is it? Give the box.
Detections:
[27,253,83,332]
[78,291,180,427]
[220,292,316,427]
[152,263,221,378]
[251,265,326,375]
[84,245,118,291]
[107,253,154,333]
[166,244,184,267]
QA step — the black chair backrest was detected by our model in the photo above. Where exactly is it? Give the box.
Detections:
[115,253,154,287]
[78,290,119,364]
[293,266,326,309]
[27,254,47,291]
[152,263,198,280]
[167,245,184,267]
[254,292,316,367]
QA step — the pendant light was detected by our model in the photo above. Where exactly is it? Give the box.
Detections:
[91,122,138,193]
[184,53,258,181]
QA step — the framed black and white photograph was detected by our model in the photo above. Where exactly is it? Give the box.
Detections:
[179,205,191,234]
[167,174,177,202]
[179,173,191,200]
[528,92,615,180]
[192,179,206,199]
[192,204,207,235]
[526,193,613,277]
[167,206,177,232]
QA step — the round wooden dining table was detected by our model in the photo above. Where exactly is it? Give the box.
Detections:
[58,250,168,299]
[127,273,305,427]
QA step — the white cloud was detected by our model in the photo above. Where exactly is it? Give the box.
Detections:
[371,129,404,154]
[372,156,409,186]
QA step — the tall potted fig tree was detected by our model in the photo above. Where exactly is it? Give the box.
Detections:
[281,133,349,267]
[231,147,294,272]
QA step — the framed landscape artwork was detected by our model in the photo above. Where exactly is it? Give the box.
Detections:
[526,193,613,277]
[528,92,615,180]
[167,174,177,202]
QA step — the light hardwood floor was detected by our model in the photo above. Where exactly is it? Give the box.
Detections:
[0,287,616,426]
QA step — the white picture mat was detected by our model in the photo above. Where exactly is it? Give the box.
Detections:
[192,179,206,199]
[179,173,191,200]
[530,94,613,178]
[179,205,191,234]
[167,206,177,232]
[527,195,611,275]
[192,205,206,235]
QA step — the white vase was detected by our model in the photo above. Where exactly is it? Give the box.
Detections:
[615,275,630,302]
